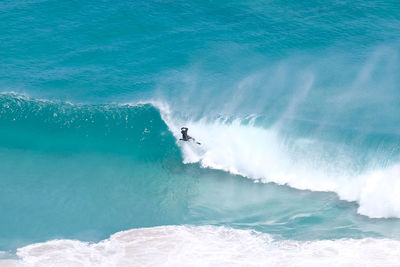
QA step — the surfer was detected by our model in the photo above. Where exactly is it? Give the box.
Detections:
[180,127,201,145]
[180,127,191,141]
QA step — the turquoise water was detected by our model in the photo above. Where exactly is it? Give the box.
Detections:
[1,0,400,262]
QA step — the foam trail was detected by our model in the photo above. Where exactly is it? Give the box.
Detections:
[3,225,400,267]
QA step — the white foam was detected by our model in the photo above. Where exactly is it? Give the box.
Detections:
[356,164,400,218]
[4,225,400,267]
[152,102,400,219]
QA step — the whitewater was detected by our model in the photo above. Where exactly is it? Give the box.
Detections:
[2,226,400,267]
[161,106,400,219]
[2,0,400,266]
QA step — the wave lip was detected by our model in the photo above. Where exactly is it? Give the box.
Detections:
[3,225,400,267]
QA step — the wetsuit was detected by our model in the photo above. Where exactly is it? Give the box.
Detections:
[181,127,189,141]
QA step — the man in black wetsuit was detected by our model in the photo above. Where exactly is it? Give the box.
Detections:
[180,127,190,141]
[180,127,201,144]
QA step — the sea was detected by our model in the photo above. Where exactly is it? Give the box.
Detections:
[1,0,400,266]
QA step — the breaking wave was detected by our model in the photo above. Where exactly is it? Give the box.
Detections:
[157,101,400,219]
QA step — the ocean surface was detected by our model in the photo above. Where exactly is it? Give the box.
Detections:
[1,0,400,266]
